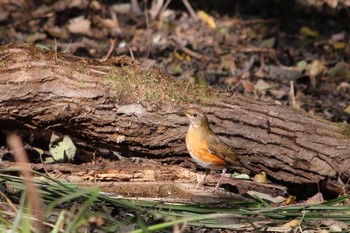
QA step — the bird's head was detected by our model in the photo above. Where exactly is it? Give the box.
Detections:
[183,108,209,129]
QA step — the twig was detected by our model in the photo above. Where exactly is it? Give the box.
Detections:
[131,0,142,16]
[158,0,171,28]
[289,80,296,109]
[173,37,204,59]
[181,0,198,20]
[128,44,135,60]
[149,0,164,19]
[179,45,203,60]
[237,47,275,54]
[99,39,116,62]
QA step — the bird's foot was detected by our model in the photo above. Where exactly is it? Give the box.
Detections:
[195,173,212,190]
[213,183,221,193]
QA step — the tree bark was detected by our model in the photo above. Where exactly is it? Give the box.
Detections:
[0,44,349,190]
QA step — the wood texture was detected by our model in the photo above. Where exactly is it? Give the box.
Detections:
[0,45,349,191]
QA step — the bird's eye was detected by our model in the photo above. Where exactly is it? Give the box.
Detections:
[193,113,198,117]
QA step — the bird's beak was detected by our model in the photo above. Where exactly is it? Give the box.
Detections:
[177,107,187,116]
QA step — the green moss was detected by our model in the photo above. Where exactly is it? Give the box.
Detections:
[68,61,87,74]
[104,67,219,104]
[52,53,65,67]
[337,122,350,138]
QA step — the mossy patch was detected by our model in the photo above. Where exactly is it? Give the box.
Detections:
[104,67,220,105]
[337,122,350,138]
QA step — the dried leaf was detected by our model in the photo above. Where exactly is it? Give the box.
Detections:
[337,82,350,92]
[305,192,324,204]
[332,41,346,50]
[284,195,296,205]
[268,65,302,81]
[344,105,350,114]
[328,61,348,77]
[282,219,300,228]
[320,219,348,232]
[296,60,308,71]
[260,37,276,48]
[330,224,343,232]
[241,80,255,93]
[49,132,76,163]
[197,10,216,29]
[94,16,119,30]
[300,26,319,37]
[269,88,287,99]
[220,54,236,70]
[308,60,327,77]
[331,31,345,41]
[255,79,274,91]
[224,76,239,85]
[46,26,69,39]
[67,16,92,35]
[254,171,267,183]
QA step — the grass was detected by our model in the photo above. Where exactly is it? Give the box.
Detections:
[0,169,350,232]
[104,67,219,105]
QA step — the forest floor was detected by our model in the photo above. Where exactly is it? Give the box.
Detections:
[1,0,349,123]
[0,1,350,232]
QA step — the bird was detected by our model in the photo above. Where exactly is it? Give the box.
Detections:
[182,108,242,191]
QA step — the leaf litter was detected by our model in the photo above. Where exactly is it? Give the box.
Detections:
[0,1,350,232]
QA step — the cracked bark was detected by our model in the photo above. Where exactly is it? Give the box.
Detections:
[0,45,349,192]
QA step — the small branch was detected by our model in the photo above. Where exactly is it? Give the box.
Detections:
[182,0,198,20]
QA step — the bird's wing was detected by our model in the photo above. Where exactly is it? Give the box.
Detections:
[207,134,241,166]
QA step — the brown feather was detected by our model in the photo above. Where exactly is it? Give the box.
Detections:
[206,132,241,166]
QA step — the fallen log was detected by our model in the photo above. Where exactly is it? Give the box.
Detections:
[0,44,349,192]
[0,160,287,203]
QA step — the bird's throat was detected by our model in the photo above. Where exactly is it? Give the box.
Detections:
[189,123,211,136]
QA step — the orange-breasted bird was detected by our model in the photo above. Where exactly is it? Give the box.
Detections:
[183,108,243,191]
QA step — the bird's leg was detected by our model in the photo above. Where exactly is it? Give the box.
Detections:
[203,168,211,183]
[195,169,211,189]
[214,168,227,192]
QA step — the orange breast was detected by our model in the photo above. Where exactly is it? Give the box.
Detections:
[186,128,228,168]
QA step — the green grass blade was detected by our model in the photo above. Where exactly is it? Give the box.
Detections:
[51,211,65,233]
